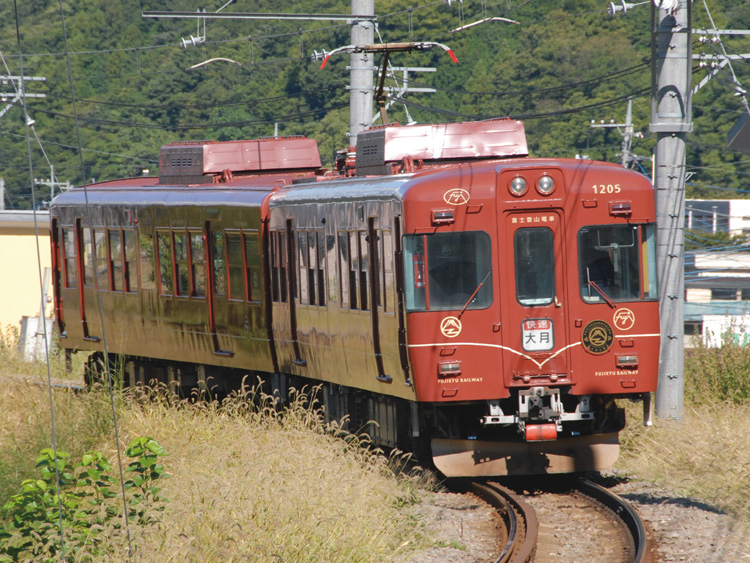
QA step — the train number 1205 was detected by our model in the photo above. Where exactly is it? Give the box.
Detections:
[592,184,621,194]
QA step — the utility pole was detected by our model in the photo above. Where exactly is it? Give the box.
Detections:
[348,0,375,146]
[651,0,692,420]
[0,75,46,119]
[143,3,378,146]
[589,99,643,168]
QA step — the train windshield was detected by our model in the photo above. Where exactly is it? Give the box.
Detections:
[514,227,556,306]
[579,224,658,303]
[403,231,493,312]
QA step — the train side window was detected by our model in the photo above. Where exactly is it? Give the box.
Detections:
[174,232,190,296]
[382,230,394,313]
[316,231,326,306]
[326,234,336,304]
[212,232,226,296]
[157,231,173,295]
[298,230,325,307]
[298,232,310,304]
[109,229,123,292]
[271,231,287,303]
[338,232,350,308]
[349,232,359,310]
[123,230,138,293]
[190,232,206,297]
[579,225,646,303]
[307,232,317,305]
[359,231,369,311]
[227,232,244,301]
[642,224,658,300]
[139,231,156,290]
[82,226,94,288]
[94,229,109,292]
[514,228,554,306]
[403,231,493,312]
[244,231,260,301]
[62,227,77,288]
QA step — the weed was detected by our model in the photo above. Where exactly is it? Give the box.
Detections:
[0,437,168,562]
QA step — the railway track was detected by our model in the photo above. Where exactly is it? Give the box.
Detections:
[460,477,649,563]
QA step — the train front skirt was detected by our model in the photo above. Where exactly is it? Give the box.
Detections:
[431,432,620,477]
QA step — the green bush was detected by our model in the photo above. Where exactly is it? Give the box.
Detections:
[0,437,167,562]
[685,328,750,405]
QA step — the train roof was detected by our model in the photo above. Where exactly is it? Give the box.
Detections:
[50,184,272,209]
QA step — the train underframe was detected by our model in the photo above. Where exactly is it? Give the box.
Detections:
[84,352,630,477]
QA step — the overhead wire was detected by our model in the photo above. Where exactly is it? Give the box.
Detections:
[29,102,349,130]
[54,0,134,558]
[12,0,67,557]
[48,85,344,111]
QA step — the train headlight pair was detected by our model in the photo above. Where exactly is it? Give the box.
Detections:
[508,174,556,197]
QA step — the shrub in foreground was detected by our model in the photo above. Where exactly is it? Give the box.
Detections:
[0,436,167,562]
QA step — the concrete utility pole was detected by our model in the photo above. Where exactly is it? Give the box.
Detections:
[651,1,692,420]
[349,0,375,146]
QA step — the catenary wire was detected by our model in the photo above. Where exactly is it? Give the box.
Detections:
[12,1,68,557]
[54,0,134,558]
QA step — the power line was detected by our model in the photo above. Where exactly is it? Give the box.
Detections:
[28,102,349,130]
[39,85,345,111]
[401,62,649,98]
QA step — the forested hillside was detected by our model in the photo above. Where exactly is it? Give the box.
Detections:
[1,0,748,208]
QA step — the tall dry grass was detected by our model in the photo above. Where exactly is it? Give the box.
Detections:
[1,326,435,563]
[0,325,111,501]
[619,331,750,539]
[99,386,434,562]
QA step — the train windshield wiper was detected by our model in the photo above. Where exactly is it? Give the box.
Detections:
[458,271,491,319]
[587,278,617,308]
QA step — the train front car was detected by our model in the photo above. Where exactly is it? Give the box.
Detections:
[390,122,660,477]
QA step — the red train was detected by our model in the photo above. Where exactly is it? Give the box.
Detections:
[49,119,660,476]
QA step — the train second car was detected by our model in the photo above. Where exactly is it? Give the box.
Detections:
[50,120,660,477]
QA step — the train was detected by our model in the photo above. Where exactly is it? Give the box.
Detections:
[49,119,660,477]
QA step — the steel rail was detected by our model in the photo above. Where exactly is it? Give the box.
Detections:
[468,481,538,563]
[576,479,649,563]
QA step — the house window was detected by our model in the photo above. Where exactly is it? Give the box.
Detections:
[712,288,737,301]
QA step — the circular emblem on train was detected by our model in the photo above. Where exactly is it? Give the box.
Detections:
[440,316,463,338]
[443,188,470,206]
[581,320,614,355]
[613,308,635,331]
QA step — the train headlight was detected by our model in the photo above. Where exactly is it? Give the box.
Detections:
[509,176,527,197]
[536,174,555,195]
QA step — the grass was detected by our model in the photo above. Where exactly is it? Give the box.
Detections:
[0,326,435,562]
[5,322,750,559]
[618,332,750,546]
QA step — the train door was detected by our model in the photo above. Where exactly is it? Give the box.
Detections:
[206,222,233,357]
[500,210,571,388]
[78,221,102,343]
